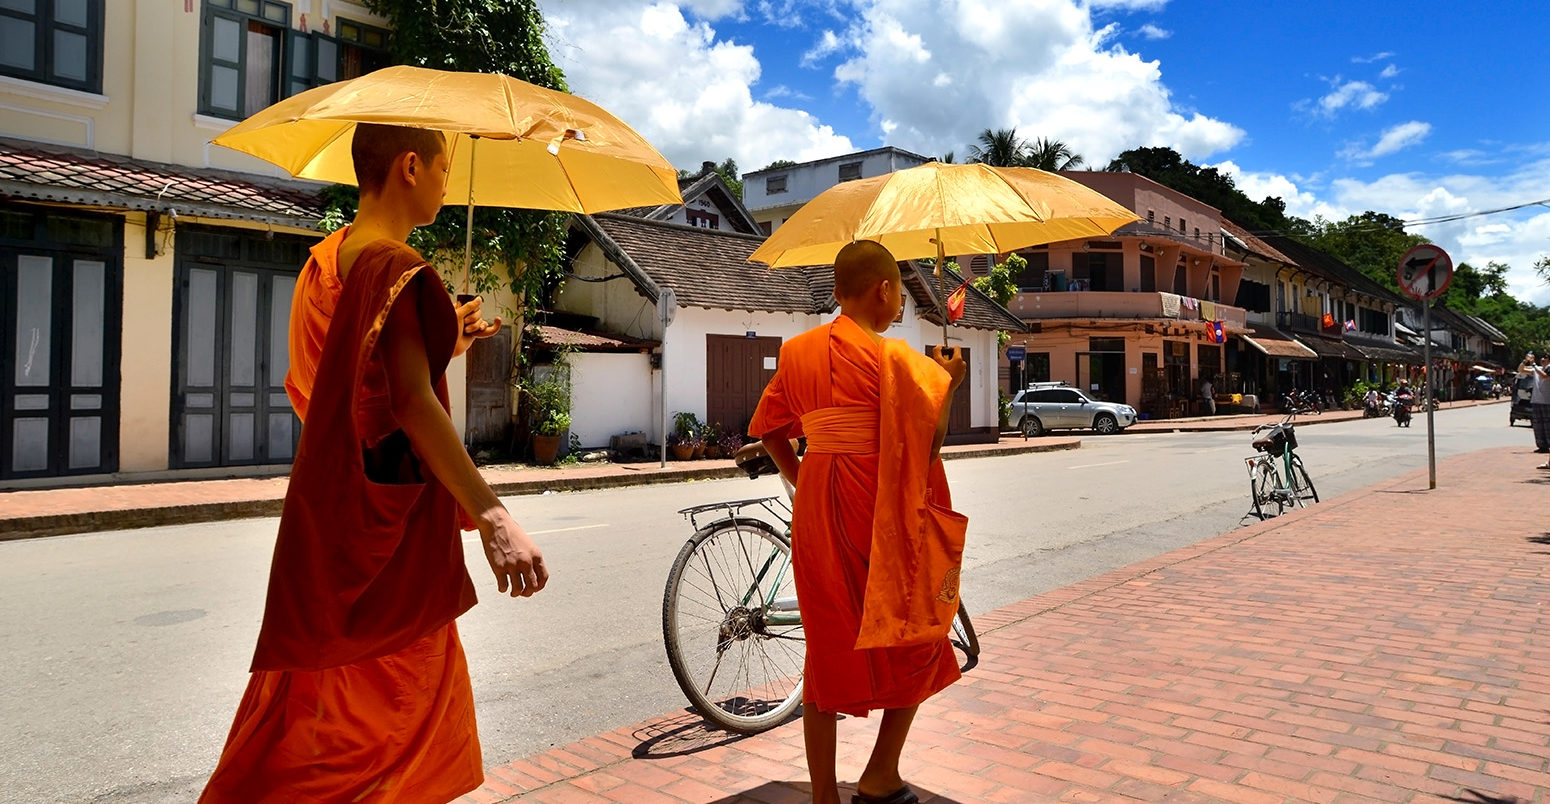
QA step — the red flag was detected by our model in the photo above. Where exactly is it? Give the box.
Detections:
[1321,312,1335,330]
[946,280,970,323]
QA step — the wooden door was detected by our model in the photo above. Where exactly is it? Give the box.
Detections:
[926,345,972,434]
[464,329,513,449]
[705,334,781,436]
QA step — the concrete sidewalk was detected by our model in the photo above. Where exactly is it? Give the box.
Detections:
[0,437,1082,539]
[1127,396,1505,434]
[459,445,1550,804]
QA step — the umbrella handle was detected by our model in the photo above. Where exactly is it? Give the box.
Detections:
[934,236,950,354]
[461,135,479,296]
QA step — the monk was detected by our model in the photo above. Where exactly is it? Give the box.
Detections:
[200,123,548,803]
[749,239,967,804]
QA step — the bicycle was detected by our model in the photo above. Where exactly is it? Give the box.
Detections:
[1244,411,1320,519]
[662,441,980,734]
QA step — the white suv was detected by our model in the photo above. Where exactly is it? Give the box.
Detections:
[1010,382,1137,437]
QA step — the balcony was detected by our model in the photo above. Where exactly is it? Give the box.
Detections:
[1278,311,1345,338]
[1011,290,1247,330]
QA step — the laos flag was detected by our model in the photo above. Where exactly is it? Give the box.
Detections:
[1211,320,1225,343]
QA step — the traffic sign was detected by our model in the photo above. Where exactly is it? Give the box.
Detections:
[1396,244,1453,301]
[1006,345,1026,361]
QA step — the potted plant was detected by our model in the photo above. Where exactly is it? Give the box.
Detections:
[703,422,723,458]
[719,429,745,460]
[523,371,571,466]
[670,411,700,461]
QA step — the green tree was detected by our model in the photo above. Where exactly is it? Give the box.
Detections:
[973,253,1021,307]
[1105,146,1296,234]
[1025,138,1084,171]
[968,127,1030,167]
[1303,212,1429,294]
[1535,255,1550,284]
[683,157,742,199]
[321,0,570,339]
[759,159,798,171]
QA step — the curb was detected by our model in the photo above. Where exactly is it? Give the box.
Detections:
[0,439,1082,541]
[1127,397,1505,433]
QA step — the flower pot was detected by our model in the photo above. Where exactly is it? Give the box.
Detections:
[692,443,706,459]
[670,443,695,461]
[531,434,562,465]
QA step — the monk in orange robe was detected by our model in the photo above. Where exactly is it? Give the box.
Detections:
[200,124,547,804]
[749,240,967,804]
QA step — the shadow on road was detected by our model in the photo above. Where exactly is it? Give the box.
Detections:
[629,709,768,759]
[1443,789,1532,804]
[703,781,965,804]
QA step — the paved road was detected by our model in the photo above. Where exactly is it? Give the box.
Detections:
[0,403,1523,803]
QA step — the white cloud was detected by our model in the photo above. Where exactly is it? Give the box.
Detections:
[1137,23,1171,39]
[830,0,1243,163]
[1352,51,1395,64]
[801,28,843,66]
[1315,79,1388,116]
[1379,64,1399,79]
[1341,120,1431,162]
[541,1,854,172]
[1215,157,1550,305]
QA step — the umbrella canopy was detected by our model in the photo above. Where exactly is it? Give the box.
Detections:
[748,161,1139,268]
[211,65,681,213]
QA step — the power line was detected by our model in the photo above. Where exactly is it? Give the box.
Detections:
[1242,196,1550,238]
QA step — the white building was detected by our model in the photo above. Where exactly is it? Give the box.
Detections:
[741,146,933,235]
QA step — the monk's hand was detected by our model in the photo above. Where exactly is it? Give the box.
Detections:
[930,345,967,390]
[478,507,549,598]
[453,296,504,357]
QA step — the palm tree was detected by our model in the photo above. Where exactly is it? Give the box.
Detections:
[1025,137,1085,171]
[968,128,1029,167]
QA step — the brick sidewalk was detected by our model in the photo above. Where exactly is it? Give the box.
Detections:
[0,437,1080,539]
[459,445,1550,804]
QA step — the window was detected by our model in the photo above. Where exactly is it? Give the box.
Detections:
[765,174,787,194]
[0,0,103,93]
[200,0,290,119]
[1193,227,1200,240]
[1179,217,1187,233]
[1013,251,1048,291]
[1147,210,1155,224]
[331,17,390,81]
[685,209,719,230]
[837,161,862,182]
[1163,216,1171,229]
[758,220,772,236]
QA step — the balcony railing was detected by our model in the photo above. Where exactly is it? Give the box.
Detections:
[1012,290,1246,330]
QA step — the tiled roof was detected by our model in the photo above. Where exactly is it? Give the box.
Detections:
[903,262,1028,333]
[0,137,326,226]
[1260,234,1406,306]
[1298,334,1369,361]
[1221,219,1298,266]
[575,213,1024,332]
[1345,334,1421,364]
[612,172,761,234]
[533,324,657,352]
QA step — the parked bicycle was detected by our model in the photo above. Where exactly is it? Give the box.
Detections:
[1245,412,1319,519]
[662,441,980,734]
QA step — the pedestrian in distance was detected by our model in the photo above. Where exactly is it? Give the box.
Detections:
[200,123,549,803]
[1199,375,1216,416]
[749,240,968,804]
[1517,351,1550,467]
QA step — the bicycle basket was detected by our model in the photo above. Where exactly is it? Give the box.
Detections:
[1252,425,1290,457]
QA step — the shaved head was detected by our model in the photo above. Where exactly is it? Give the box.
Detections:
[833,240,901,301]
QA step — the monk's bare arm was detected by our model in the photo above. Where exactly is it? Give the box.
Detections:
[380,281,549,598]
[762,427,801,487]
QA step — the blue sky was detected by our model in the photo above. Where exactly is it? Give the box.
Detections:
[540,0,1550,302]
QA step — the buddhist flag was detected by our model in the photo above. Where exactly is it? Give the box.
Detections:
[946,280,971,323]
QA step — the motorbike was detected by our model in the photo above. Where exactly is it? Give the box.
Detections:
[1282,389,1322,414]
[1392,389,1414,427]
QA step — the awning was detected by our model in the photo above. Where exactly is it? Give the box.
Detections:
[534,324,658,352]
[1394,321,1419,336]
[1299,335,1368,361]
[1237,323,1317,360]
[1470,363,1498,373]
[1352,342,1421,364]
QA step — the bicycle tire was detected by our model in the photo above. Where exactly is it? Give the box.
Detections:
[1250,460,1282,519]
[662,517,805,734]
[1288,455,1319,505]
[951,600,980,672]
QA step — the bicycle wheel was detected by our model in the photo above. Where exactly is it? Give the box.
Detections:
[950,600,980,673]
[1250,460,1282,519]
[1287,455,1319,505]
[662,517,805,734]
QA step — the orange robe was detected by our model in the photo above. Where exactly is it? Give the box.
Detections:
[201,239,482,803]
[748,314,962,717]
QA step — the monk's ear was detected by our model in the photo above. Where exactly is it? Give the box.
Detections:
[396,151,419,188]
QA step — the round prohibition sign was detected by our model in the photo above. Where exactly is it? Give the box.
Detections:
[1396,244,1453,301]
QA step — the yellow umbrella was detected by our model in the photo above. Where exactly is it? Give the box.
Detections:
[212,65,682,285]
[749,161,1138,268]
[747,161,1139,344]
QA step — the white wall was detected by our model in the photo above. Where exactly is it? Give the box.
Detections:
[744,149,931,213]
[661,307,820,441]
[570,352,653,448]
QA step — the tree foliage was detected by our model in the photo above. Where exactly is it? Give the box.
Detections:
[1025,137,1085,171]
[973,253,1022,307]
[320,0,571,324]
[968,128,1029,167]
[680,157,742,199]
[1301,212,1428,294]
[759,159,798,172]
[1105,146,1298,234]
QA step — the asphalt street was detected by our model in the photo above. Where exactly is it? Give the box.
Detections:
[0,402,1526,804]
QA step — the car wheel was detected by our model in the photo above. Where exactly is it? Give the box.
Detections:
[1020,416,1045,438]
[1093,414,1118,435]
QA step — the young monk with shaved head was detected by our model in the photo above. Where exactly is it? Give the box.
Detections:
[200,123,547,803]
[751,239,967,804]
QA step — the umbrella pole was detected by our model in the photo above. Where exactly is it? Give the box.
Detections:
[461,135,479,296]
[935,236,950,353]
